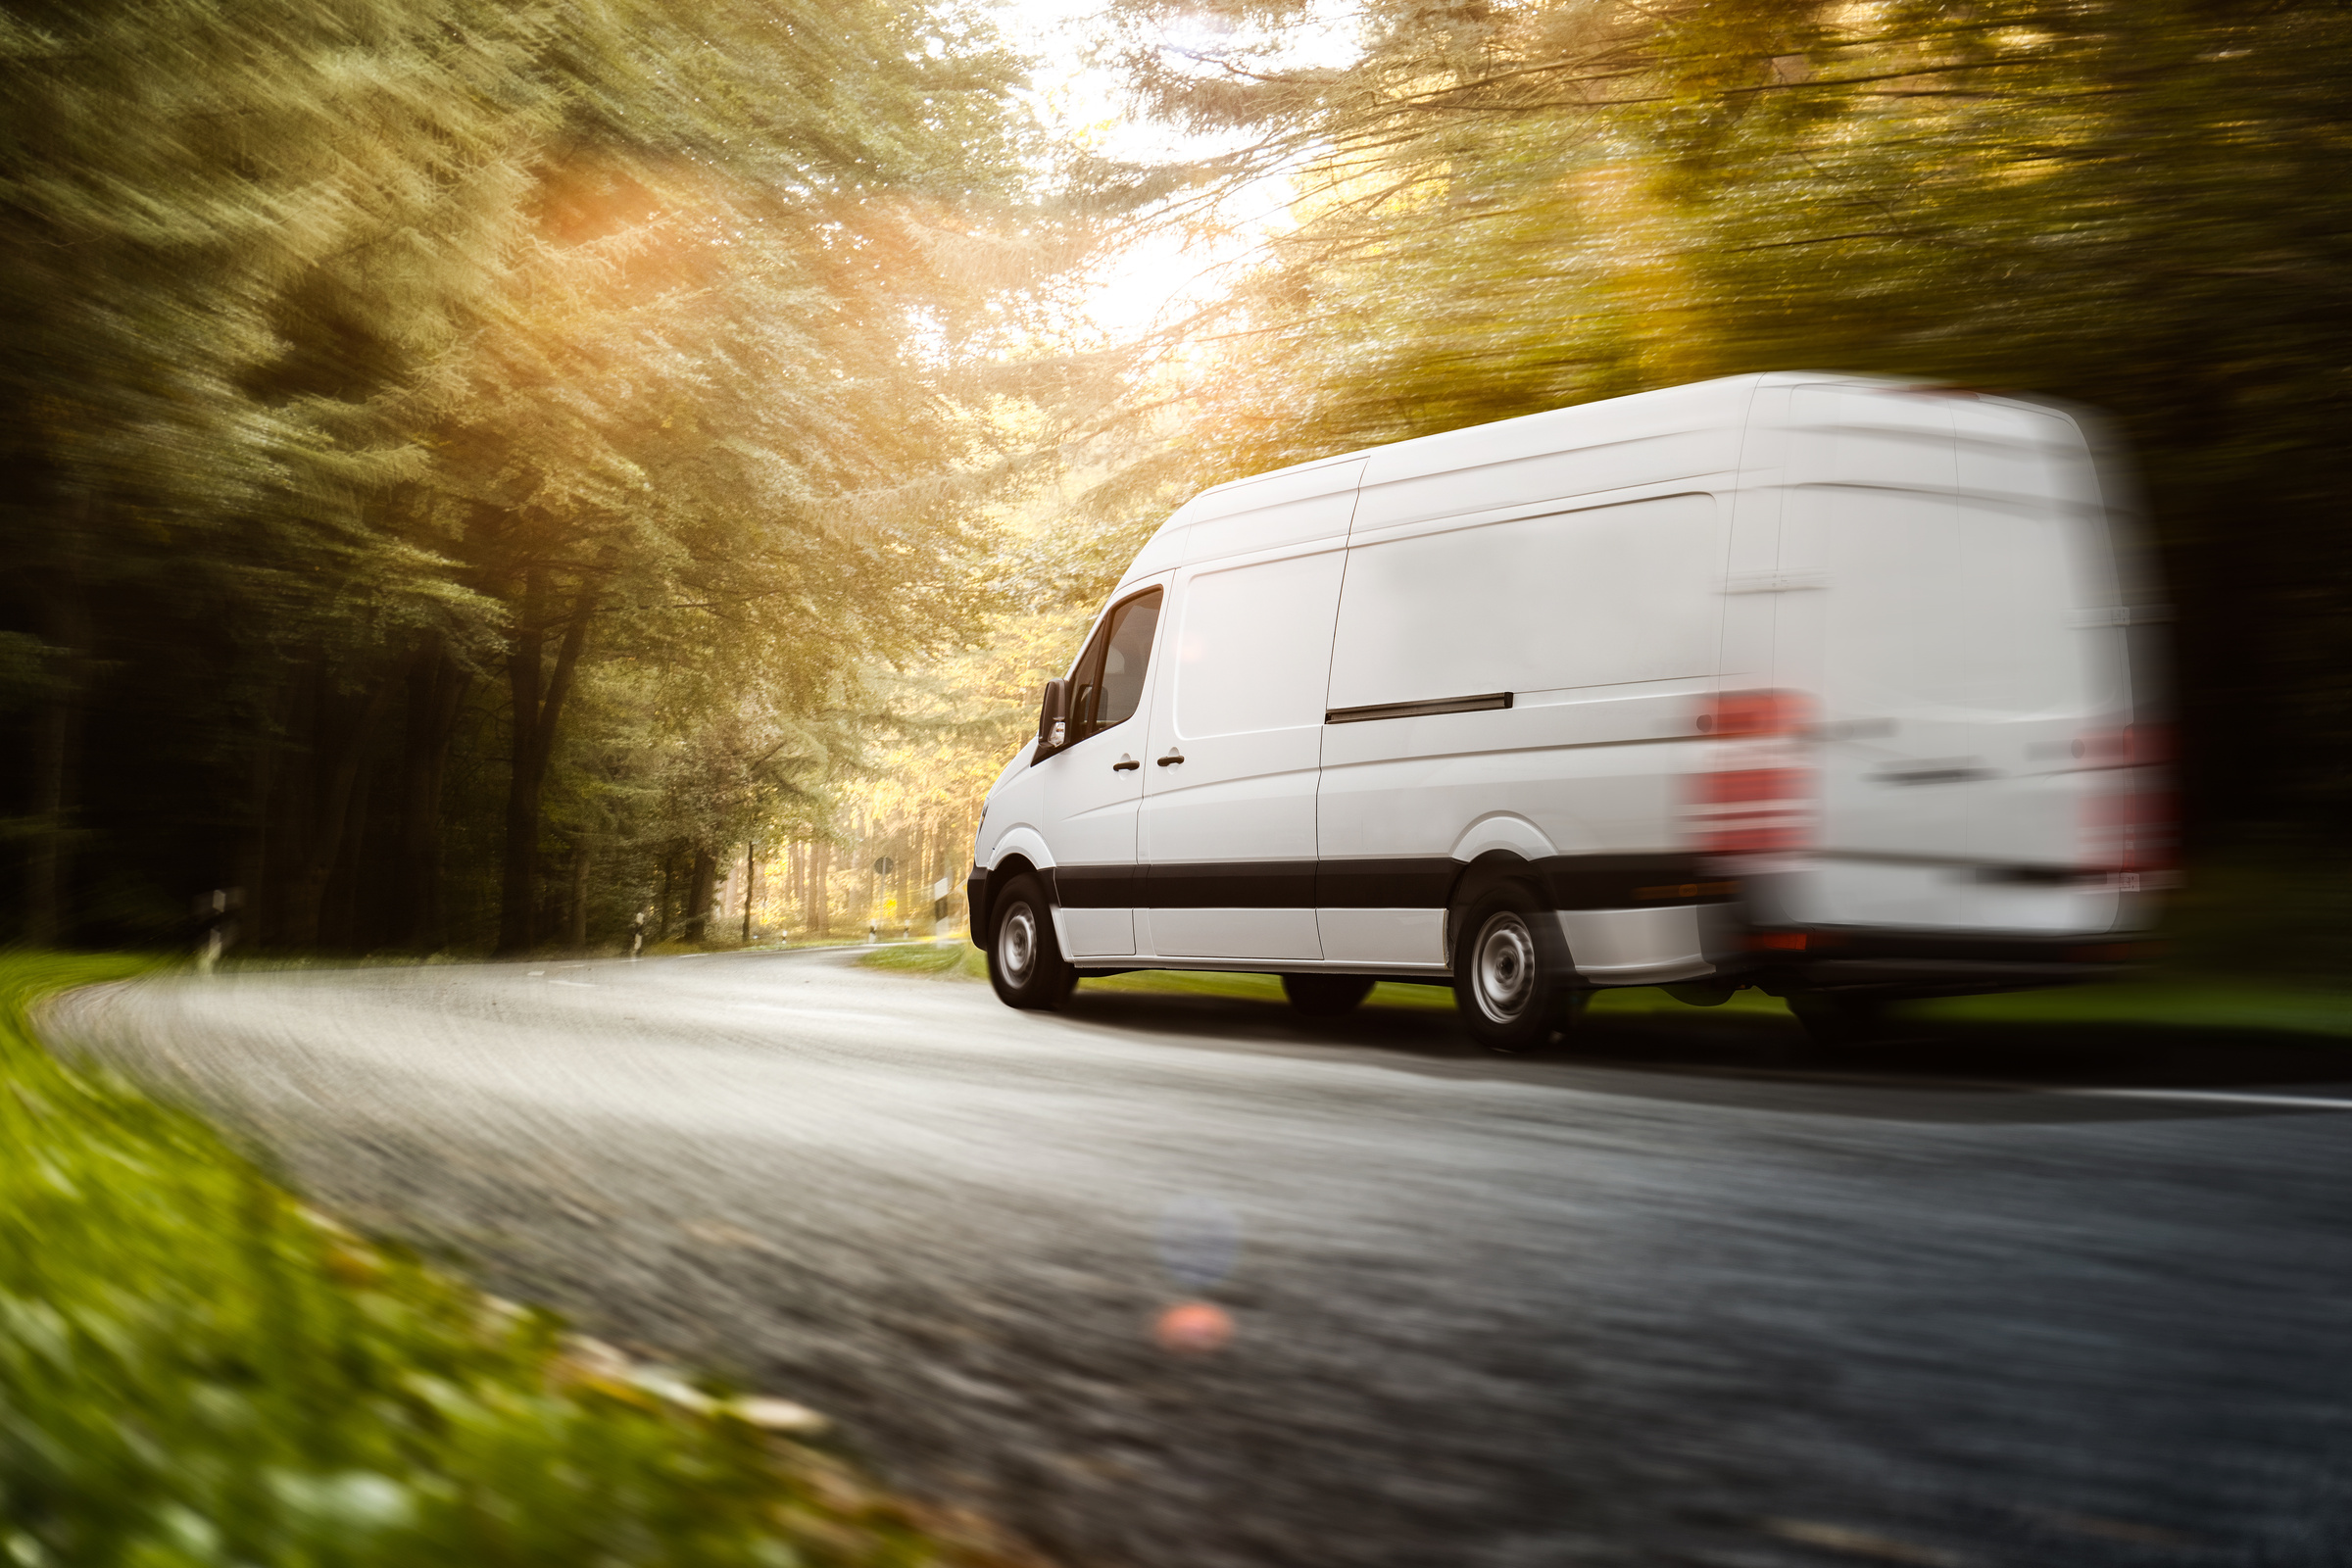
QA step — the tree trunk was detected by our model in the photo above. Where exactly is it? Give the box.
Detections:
[811,839,831,935]
[682,847,717,942]
[499,567,595,956]
[320,758,372,951]
[24,566,89,948]
[280,670,396,951]
[236,687,283,956]
[568,839,591,952]
[740,839,757,945]
[395,637,469,952]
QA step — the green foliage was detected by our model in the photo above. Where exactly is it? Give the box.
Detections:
[0,954,1005,1565]
[0,0,1130,954]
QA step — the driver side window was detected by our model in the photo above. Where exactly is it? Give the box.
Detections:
[1067,588,1162,744]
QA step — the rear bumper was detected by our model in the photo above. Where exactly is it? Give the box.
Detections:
[1768,956,2132,996]
[1723,928,2156,997]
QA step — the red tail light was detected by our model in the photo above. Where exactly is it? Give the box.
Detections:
[2080,722,2178,879]
[1689,690,1816,857]
[1697,690,1813,739]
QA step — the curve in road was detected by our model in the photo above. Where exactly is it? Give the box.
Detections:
[48,950,2352,1568]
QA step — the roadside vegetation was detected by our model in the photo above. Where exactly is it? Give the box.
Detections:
[863,936,2349,1044]
[0,952,1041,1568]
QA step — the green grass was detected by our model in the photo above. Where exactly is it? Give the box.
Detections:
[0,952,1032,1568]
[864,939,2351,1040]
[856,941,991,981]
[1909,980,2351,1037]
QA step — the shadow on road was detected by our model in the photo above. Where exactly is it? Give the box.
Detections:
[1054,983,2352,1126]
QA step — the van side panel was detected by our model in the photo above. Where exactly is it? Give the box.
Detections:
[1315,474,1735,974]
[1327,494,1722,710]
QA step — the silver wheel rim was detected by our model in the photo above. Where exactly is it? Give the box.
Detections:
[1000,903,1038,985]
[1472,911,1538,1024]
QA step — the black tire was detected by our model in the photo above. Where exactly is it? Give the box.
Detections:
[1786,990,1889,1051]
[1451,881,1585,1054]
[1283,973,1374,1018]
[987,873,1074,1010]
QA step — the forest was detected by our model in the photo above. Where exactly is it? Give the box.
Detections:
[3,0,2346,959]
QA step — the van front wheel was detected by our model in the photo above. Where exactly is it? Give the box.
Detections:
[1453,887,1582,1054]
[988,873,1074,1011]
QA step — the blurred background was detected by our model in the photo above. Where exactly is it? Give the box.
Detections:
[0,0,2343,982]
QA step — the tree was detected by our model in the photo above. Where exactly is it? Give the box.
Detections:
[0,0,1111,952]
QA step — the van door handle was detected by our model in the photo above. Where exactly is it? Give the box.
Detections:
[1112,755,1139,771]
[1156,750,1185,766]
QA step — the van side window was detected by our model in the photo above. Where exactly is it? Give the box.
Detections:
[1096,590,1161,730]
[1068,588,1162,742]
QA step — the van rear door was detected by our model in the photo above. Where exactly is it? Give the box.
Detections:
[1766,389,2134,934]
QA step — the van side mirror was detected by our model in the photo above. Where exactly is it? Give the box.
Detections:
[1036,677,1070,754]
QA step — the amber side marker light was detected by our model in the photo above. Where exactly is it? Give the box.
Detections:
[1636,881,1740,902]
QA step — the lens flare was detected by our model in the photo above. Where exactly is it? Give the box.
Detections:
[1153,1300,1234,1354]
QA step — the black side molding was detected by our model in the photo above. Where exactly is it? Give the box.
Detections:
[1325,692,1512,725]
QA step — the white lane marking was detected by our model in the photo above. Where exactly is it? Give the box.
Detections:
[550,979,595,989]
[2048,1087,2352,1112]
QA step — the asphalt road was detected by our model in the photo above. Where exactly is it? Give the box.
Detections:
[46,950,2352,1568]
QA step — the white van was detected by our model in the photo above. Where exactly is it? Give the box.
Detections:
[966,372,2171,1051]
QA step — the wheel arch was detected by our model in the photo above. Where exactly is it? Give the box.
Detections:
[1444,850,1544,959]
[974,827,1054,948]
[976,852,1042,945]
[1448,851,1583,979]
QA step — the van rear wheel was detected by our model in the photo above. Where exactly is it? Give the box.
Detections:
[1453,885,1583,1054]
[987,873,1075,1011]
[1283,973,1374,1018]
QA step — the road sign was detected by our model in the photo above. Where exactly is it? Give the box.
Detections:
[873,857,894,876]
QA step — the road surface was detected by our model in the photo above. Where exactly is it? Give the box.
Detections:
[46,950,2352,1568]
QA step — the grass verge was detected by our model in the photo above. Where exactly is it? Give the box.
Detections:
[861,939,2350,1040]
[858,942,989,982]
[0,951,1038,1568]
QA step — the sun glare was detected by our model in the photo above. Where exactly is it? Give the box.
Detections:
[998,0,1363,340]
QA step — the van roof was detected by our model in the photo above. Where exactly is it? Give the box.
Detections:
[1121,371,1947,583]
